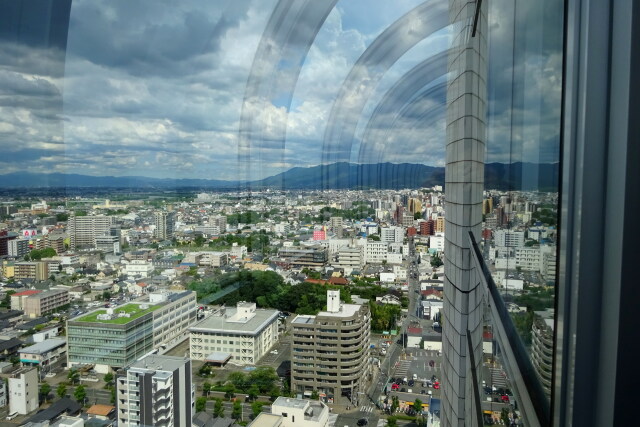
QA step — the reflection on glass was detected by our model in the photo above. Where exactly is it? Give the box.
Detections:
[479,0,563,422]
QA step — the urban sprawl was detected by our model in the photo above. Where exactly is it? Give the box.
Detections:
[0,188,557,426]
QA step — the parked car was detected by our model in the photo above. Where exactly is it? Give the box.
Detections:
[357,418,368,426]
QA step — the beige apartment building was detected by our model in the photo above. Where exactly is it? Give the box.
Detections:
[291,290,371,405]
[23,289,69,317]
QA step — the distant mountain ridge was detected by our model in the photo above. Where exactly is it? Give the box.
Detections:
[0,162,559,191]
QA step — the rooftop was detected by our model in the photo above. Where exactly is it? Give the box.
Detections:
[74,303,161,324]
[11,290,42,297]
[317,303,362,318]
[20,338,66,355]
[128,354,188,373]
[190,306,278,335]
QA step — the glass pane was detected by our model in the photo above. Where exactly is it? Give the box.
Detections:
[479,0,563,423]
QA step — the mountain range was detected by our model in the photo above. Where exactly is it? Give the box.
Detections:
[0,162,559,191]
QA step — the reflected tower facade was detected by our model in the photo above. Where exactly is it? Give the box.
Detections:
[442,0,487,426]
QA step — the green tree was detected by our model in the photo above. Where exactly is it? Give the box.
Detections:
[232,399,242,420]
[413,398,423,413]
[57,383,67,398]
[224,384,236,400]
[501,407,510,425]
[196,396,207,412]
[430,254,443,268]
[310,390,319,400]
[74,385,87,404]
[203,382,212,397]
[247,384,259,401]
[387,416,398,427]
[251,401,264,418]
[214,398,225,418]
[103,372,113,386]
[40,382,51,402]
[228,371,247,391]
[68,369,79,385]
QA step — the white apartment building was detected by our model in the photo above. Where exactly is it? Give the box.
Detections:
[9,367,38,415]
[494,230,526,247]
[123,260,154,278]
[68,215,113,250]
[266,397,330,427]
[275,223,291,234]
[364,241,388,264]
[230,243,248,259]
[429,233,445,252]
[515,247,542,271]
[336,245,364,270]
[189,302,279,365]
[116,354,193,427]
[380,226,404,243]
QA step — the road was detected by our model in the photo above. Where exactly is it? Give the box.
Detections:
[368,238,431,408]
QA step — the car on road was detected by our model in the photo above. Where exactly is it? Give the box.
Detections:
[391,383,400,390]
[400,388,407,392]
[433,381,440,390]
[357,418,368,426]
[421,390,426,395]
[501,395,510,403]
[408,380,414,386]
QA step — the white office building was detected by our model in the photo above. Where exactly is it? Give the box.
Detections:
[380,226,404,243]
[189,302,279,365]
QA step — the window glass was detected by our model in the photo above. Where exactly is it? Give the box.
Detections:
[479,0,563,420]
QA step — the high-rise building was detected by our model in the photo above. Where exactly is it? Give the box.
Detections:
[290,290,371,405]
[116,354,193,427]
[8,238,29,258]
[68,215,113,250]
[154,211,176,240]
[531,309,555,398]
[442,0,487,424]
[0,230,17,257]
[435,216,445,233]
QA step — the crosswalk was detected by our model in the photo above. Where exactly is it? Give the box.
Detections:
[328,413,339,427]
[489,367,508,387]
[360,405,375,413]
[394,360,411,377]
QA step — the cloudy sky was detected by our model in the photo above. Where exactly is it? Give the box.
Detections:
[0,0,562,182]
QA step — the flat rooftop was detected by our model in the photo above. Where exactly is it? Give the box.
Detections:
[20,338,66,355]
[129,354,188,373]
[74,303,161,324]
[317,303,361,318]
[190,307,278,335]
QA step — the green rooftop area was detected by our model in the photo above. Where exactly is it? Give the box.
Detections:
[75,303,161,324]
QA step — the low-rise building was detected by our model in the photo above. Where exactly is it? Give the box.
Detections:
[23,289,69,317]
[278,247,328,268]
[14,261,49,281]
[8,367,38,415]
[190,302,279,365]
[10,290,42,311]
[19,338,67,373]
[266,397,330,427]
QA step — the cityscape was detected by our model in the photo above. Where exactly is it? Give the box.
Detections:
[0,0,635,426]
[0,186,557,426]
